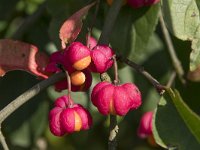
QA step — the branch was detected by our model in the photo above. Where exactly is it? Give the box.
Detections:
[97,0,123,150]
[117,55,165,94]
[159,13,185,84]
[0,72,65,123]
[0,128,9,150]
[108,115,119,150]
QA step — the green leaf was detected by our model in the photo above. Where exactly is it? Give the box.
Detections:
[110,4,160,61]
[153,88,200,149]
[162,0,200,71]
[167,88,200,142]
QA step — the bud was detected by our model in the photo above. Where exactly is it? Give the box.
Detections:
[91,81,142,116]
[49,95,92,136]
[64,42,91,70]
[89,45,114,73]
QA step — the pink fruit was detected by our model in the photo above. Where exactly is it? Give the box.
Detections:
[49,95,92,136]
[91,81,142,116]
[64,42,91,71]
[137,111,153,138]
[89,45,114,73]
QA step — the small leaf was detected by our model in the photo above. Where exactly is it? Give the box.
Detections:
[0,39,49,78]
[59,2,95,48]
[162,0,200,71]
[153,88,200,149]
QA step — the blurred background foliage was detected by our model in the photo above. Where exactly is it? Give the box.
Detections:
[0,0,199,149]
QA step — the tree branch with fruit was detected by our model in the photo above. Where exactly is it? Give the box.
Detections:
[0,0,200,150]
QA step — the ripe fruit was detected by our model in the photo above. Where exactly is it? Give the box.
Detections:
[70,71,86,86]
[64,42,91,71]
[127,0,160,8]
[137,111,157,146]
[49,95,92,136]
[89,45,114,73]
[91,81,142,116]
[137,111,153,138]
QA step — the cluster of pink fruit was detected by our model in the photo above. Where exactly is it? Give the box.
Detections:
[45,38,142,136]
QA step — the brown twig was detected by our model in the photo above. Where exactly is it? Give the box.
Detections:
[0,72,65,149]
[159,13,185,84]
[0,72,65,123]
[117,55,165,94]
[0,127,9,150]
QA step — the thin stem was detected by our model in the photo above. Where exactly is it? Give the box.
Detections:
[117,55,165,94]
[166,71,176,88]
[113,55,119,85]
[0,72,65,124]
[108,115,119,150]
[65,70,71,96]
[0,128,9,150]
[159,13,185,84]
[64,70,74,107]
[98,0,123,45]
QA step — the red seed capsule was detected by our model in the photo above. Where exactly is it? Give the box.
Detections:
[49,95,92,136]
[91,81,142,116]
[64,42,91,71]
[137,111,158,147]
[137,111,153,138]
[89,45,114,73]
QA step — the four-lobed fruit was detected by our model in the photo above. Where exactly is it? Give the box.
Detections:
[137,111,157,147]
[49,95,92,136]
[137,111,153,138]
[64,42,91,71]
[91,81,142,116]
[89,45,114,73]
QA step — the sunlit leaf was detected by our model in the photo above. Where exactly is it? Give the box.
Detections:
[59,2,95,48]
[162,0,200,71]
